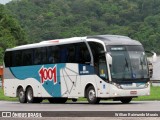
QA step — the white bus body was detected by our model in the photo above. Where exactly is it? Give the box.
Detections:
[3,35,150,104]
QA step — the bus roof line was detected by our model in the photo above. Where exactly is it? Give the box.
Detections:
[6,37,86,51]
[6,35,142,51]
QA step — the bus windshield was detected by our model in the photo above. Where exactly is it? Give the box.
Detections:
[107,45,148,82]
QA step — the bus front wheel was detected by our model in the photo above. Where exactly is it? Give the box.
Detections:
[18,87,27,103]
[120,97,132,104]
[86,86,100,104]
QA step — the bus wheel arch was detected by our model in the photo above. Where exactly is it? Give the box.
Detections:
[85,84,100,104]
[84,83,94,98]
[17,86,27,103]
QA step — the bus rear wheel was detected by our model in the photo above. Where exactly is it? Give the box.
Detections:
[48,98,68,103]
[120,97,132,104]
[26,87,38,103]
[18,87,27,103]
[86,86,100,104]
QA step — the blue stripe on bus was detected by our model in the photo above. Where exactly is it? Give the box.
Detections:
[10,64,66,97]
[9,63,96,97]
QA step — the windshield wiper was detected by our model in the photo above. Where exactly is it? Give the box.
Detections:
[122,57,130,79]
[125,57,129,70]
[140,57,145,79]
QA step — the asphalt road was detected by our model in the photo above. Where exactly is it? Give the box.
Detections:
[0,101,160,120]
[0,101,159,111]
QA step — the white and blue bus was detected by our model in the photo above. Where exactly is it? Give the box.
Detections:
[3,35,152,104]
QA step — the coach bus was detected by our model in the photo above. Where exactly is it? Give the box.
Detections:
[3,35,154,104]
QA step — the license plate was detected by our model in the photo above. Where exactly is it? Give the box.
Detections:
[130,91,137,95]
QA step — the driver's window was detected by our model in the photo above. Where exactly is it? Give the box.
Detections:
[99,55,108,80]
[88,42,108,80]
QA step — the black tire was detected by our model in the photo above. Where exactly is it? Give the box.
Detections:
[18,87,27,103]
[48,98,68,103]
[26,87,36,103]
[120,97,132,104]
[72,98,77,102]
[86,86,100,104]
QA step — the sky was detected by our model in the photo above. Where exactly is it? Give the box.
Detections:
[0,0,12,4]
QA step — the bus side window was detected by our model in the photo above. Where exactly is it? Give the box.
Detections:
[4,51,12,67]
[59,46,68,63]
[75,45,80,63]
[47,46,59,64]
[68,45,76,63]
[34,49,41,64]
[34,48,47,65]
[99,55,108,80]
[22,50,33,66]
[12,51,22,67]
[79,43,91,64]
[41,48,47,64]
[88,42,108,79]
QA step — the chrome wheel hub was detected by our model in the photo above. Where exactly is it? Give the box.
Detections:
[89,89,96,101]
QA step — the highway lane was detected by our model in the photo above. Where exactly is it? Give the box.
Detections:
[0,101,160,111]
[0,101,160,120]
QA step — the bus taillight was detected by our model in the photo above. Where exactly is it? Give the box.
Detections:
[0,66,3,89]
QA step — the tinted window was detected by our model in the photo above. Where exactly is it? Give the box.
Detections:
[47,46,59,64]
[79,43,91,64]
[12,50,22,67]
[88,42,104,64]
[4,51,11,67]
[22,49,33,66]
[89,42,108,80]
[67,45,76,63]
[4,42,91,67]
[34,48,47,65]
[46,43,91,64]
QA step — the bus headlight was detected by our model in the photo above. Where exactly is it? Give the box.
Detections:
[145,82,150,88]
[116,84,122,89]
[112,82,122,89]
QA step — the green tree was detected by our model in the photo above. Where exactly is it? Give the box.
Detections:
[5,0,160,53]
[0,4,27,64]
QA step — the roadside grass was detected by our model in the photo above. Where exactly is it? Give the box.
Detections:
[0,86,160,102]
[133,86,160,101]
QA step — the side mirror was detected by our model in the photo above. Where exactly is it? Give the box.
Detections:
[146,51,157,63]
[152,52,157,63]
[106,53,112,65]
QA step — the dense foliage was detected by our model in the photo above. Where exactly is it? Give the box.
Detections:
[0,4,27,64]
[1,0,160,64]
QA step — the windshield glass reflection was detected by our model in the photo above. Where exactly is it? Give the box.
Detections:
[108,45,148,81]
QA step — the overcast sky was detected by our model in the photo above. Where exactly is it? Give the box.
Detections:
[0,0,12,4]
